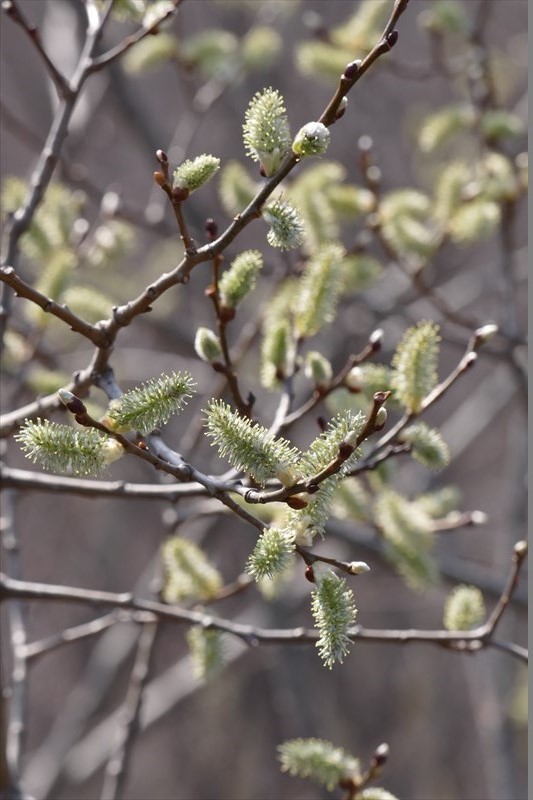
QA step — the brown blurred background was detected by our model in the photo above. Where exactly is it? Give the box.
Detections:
[0,1,527,799]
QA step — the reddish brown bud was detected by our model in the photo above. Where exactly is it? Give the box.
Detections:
[205,218,218,239]
[153,171,167,187]
[343,60,360,80]
[386,30,399,49]
[219,306,236,323]
[371,742,389,769]
[156,149,168,163]
[171,186,189,203]
[339,441,355,459]
[304,565,315,583]
[286,495,308,510]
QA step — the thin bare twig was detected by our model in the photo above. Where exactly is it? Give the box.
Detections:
[0,541,526,663]
[100,622,159,800]
[0,267,109,347]
[1,0,71,98]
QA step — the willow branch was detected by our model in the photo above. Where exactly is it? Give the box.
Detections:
[0,267,110,346]
[100,622,159,800]
[87,1,182,73]
[1,0,71,98]
[1,541,526,663]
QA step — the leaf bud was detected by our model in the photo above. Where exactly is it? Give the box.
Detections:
[473,323,498,346]
[385,30,399,49]
[372,742,390,768]
[347,561,370,575]
[343,60,361,80]
[304,351,333,388]
[514,540,527,557]
[194,327,223,363]
[470,510,488,525]
[345,366,362,391]
[286,495,309,510]
[374,406,388,430]
[101,438,125,466]
[171,185,190,203]
[335,96,348,121]
[369,328,384,349]
[58,389,87,416]
[292,122,331,157]
[205,218,218,239]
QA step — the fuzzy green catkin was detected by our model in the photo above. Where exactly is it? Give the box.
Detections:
[15,419,111,477]
[480,110,525,142]
[304,351,333,386]
[288,163,345,250]
[448,199,501,243]
[260,318,293,388]
[444,585,486,631]
[391,321,440,413]
[186,626,225,682]
[205,400,299,486]
[374,489,438,590]
[242,87,291,177]
[400,422,450,470]
[240,26,282,71]
[294,243,345,337]
[172,155,220,193]
[180,29,238,78]
[331,0,391,52]
[262,199,305,250]
[218,250,263,308]
[246,527,295,580]
[107,371,195,433]
[418,104,475,153]
[296,41,353,83]
[161,537,223,603]
[278,738,361,791]
[194,327,223,363]
[311,569,357,668]
[292,122,330,157]
[123,32,178,73]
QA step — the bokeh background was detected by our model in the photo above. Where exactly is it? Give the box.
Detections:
[0,1,527,799]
